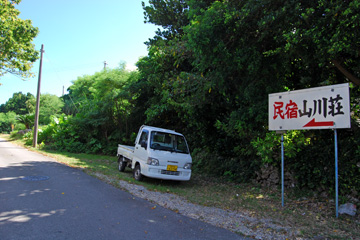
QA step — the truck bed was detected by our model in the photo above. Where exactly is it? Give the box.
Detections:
[117,144,134,160]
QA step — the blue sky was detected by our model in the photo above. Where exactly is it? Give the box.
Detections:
[0,0,158,104]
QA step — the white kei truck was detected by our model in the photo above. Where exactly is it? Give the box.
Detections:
[117,125,192,181]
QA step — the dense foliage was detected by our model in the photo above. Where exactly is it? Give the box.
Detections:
[136,0,360,196]
[39,64,141,154]
[0,92,33,114]
[0,92,64,131]
[0,111,16,132]
[2,0,360,198]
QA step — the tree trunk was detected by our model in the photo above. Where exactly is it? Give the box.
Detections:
[332,59,360,86]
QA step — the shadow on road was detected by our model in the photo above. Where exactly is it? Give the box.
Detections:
[0,160,83,227]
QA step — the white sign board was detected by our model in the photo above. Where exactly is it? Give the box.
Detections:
[269,83,351,131]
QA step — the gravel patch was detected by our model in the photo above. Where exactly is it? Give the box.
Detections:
[94,173,300,239]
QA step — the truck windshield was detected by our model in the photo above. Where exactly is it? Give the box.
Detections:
[150,131,189,154]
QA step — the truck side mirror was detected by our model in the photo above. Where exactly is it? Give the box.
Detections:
[140,140,147,149]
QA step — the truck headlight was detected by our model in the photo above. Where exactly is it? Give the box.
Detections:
[147,157,159,166]
[184,163,192,169]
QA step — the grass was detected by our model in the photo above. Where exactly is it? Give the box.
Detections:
[1,133,359,239]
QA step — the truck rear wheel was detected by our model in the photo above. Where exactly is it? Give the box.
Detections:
[134,164,143,181]
[118,156,126,172]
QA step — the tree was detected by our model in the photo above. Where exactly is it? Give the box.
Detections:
[25,93,64,125]
[16,113,34,129]
[136,0,195,133]
[39,94,64,124]
[142,0,189,42]
[61,94,78,116]
[0,0,39,81]
[54,65,141,154]
[0,111,16,132]
[271,1,360,86]
[0,92,34,114]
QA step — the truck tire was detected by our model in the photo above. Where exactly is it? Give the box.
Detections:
[118,156,126,172]
[134,164,143,181]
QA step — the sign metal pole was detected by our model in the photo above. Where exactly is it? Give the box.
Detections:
[281,134,284,207]
[334,128,339,218]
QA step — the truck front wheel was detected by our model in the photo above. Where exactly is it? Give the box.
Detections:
[134,164,143,181]
[118,156,126,172]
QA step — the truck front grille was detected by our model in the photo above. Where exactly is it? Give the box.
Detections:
[161,170,180,176]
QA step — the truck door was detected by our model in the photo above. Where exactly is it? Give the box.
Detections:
[133,129,149,165]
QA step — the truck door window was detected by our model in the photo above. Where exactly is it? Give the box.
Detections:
[139,130,148,147]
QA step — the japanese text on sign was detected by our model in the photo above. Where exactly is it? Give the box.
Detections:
[269,84,350,130]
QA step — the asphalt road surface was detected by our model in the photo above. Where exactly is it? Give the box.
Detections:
[0,138,246,240]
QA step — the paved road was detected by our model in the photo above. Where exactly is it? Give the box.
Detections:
[0,139,246,240]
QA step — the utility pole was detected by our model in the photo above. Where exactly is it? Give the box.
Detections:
[103,61,107,70]
[33,44,44,148]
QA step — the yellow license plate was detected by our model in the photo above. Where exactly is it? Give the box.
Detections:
[166,165,178,171]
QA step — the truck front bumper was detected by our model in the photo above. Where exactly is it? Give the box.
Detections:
[142,165,191,181]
